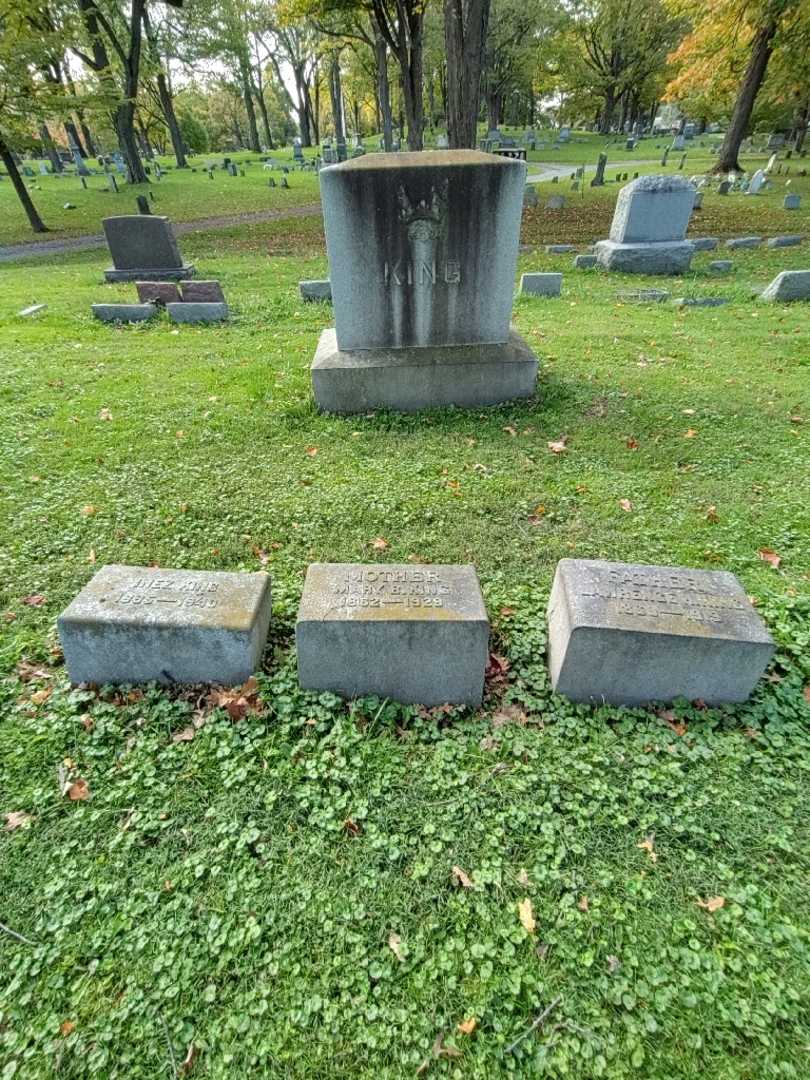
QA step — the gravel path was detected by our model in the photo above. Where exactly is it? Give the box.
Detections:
[0,203,323,264]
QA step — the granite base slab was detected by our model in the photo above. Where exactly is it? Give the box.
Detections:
[595,239,694,274]
[103,264,195,282]
[311,327,538,413]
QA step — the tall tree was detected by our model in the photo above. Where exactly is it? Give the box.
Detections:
[142,5,188,166]
[444,0,490,147]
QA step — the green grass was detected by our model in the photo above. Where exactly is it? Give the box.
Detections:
[0,151,320,247]
[1,205,809,1078]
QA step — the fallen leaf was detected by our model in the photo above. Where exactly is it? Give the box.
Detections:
[503,425,517,436]
[618,499,633,512]
[87,548,96,564]
[452,864,474,888]
[518,897,536,933]
[758,547,781,569]
[705,505,719,524]
[67,778,89,801]
[517,868,531,887]
[431,1031,461,1060]
[492,704,528,728]
[485,653,510,681]
[4,811,33,831]
[98,408,113,421]
[371,537,389,551]
[684,428,698,438]
[457,1017,477,1035]
[578,895,589,912]
[22,594,46,607]
[803,686,810,704]
[80,713,94,732]
[388,932,405,962]
[180,1044,199,1075]
[16,660,52,682]
[59,1021,75,1037]
[682,408,696,416]
[30,687,52,705]
[547,438,567,454]
[172,726,196,743]
[479,735,497,751]
[697,895,725,913]
[305,446,318,457]
[343,818,360,836]
[252,545,270,565]
[175,430,185,439]
[500,606,515,617]
[81,504,97,517]
[637,837,657,863]
[625,437,639,450]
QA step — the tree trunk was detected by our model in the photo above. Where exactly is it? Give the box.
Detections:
[713,19,778,173]
[487,89,501,130]
[255,86,274,149]
[329,52,345,140]
[39,124,64,173]
[64,120,86,157]
[293,64,313,146]
[156,70,188,165]
[240,57,261,152]
[444,0,490,148]
[117,101,147,182]
[0,130,48,232]
[79,120,97,157]
[648,99,658,131]
[792,98,809,152]
[374,29,393,151]
[599,84,615,134]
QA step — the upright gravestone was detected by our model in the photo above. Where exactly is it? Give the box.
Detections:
[594,175,696,274]
[296,563,489,706]
[58,565,273,686]
[102,215,194,282]
[311,150,538,412]
[436,133,450,150]
[671,133,685,151]
[784,193,801,209]
[547,559,773,705]
[590,152,607,187]
[748,169,767,194]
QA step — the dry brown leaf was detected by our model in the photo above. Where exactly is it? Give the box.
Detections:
[30,687,53,706]
[81,504,97,517]
[518,897,536,933]
[637,837,657,863]
[22,594,46,607]
[305,446,319,457]
[180,1044,199,1075]
[432,1032,461,1060]
[80,713,94,732]
[705,505,719,524]
[172,726,196,743]
[625,437,639,450]
[578,895,589,912]
[4,811,33,831]
[492,704,528,728]
[684,428,698,438]
[803,686,810,705]
[697,895,725,913]
[758,548,781,569]
[503,425,517,436]
[388,932,405,962]
[59,1021,75,1037]
[343,818,360,836]
[452,864,474,889]
[618,499,633,512]
[16,660,52,682]
[67,779,89,801]
[547,438,568,454]
[98,408,113,421]
[371,537,389,551]
[517,868,531,887]
[457,1017,477,1036]
[87,548,96,564]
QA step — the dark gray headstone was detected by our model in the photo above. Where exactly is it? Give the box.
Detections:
[102,215,193,281]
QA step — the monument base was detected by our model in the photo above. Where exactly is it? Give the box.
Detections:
[594,240,693,275]
[311,327,538,413]
[103,264,195,282]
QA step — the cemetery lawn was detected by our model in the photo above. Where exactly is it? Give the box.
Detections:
[1,221,810,1079]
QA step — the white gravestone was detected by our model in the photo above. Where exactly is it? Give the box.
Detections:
[594,175,696,274]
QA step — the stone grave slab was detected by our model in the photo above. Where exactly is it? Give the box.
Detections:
[102,215,194,282]
[690,237,719,251]
[296,563,489,705]
[547,558,774,706]
[520,272,562,297]
[595,175,696,274]
[725,236,762,249]
[58,565,272,685]
[167,302,229,324]
[767,235,804,248]
[759,270,810,302]
[136,281,181,305]
[92,303,156,323]
[708,261,733,274]
[299,279,332,302]
[574,254,597,269]
[181,280,226,303]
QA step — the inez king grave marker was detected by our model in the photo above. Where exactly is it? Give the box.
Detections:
[311,151,538,412]
[296,564,490,705]
[58,565,272,685]
[548,559,773,706]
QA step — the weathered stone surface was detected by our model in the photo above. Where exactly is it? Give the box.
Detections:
[102,215,193,282]
[311,327,537,413]
[92,303,157,323]
[766,235,804,248]
[166,302,229,323]
[689,237,719,251]
[136,281,181,305]
[759,270,810,302]
[672,297,729,307]
[748,169,767,194]
[784,193,801,209]
[547,558,774,706]
[320,151,525,351]
[520,272,562,297]
[523,185,539,208]
[181,280,226,303]
[595,239,694,274]
[299,279,332,302]
[545,243,575,253]
[545,196,566,210]
[58,565,272,686]
[617,288,670,302]
[296,563,489,705]
[574,254,597,269]
[609,175,695,244]
[708,260,733,274]
[725,236,762,249]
